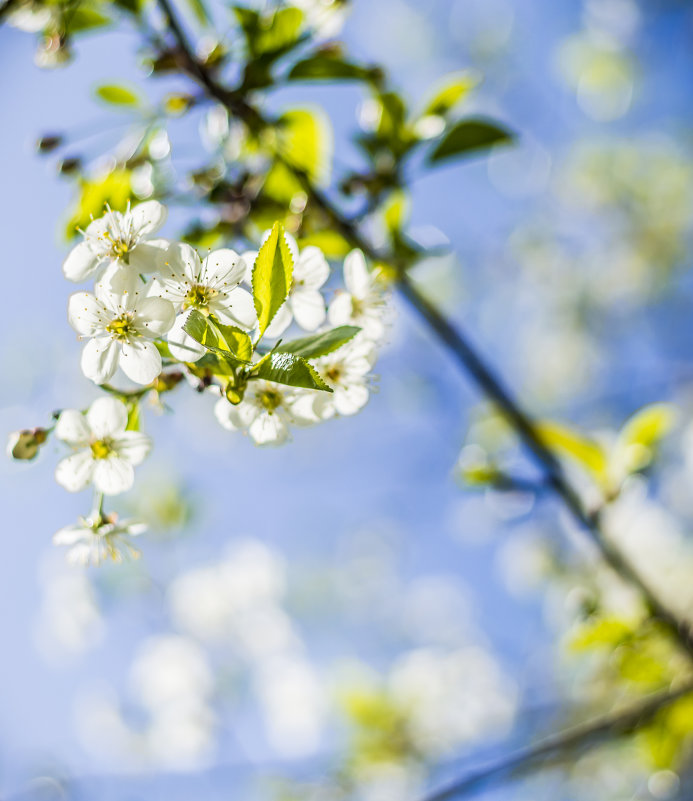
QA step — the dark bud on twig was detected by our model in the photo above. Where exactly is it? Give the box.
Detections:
[7,428,49,461]
[37,135,63,154]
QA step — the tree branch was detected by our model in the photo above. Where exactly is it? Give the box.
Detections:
[152,0,693,660]
[419,680,693,801]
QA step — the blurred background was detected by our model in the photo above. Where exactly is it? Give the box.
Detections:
[2,0,693,799]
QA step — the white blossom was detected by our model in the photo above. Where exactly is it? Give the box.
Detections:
[6,1,54,31]
[54,397,151,495]
[311,337,377,418]
[68,271,175,385]
[150,243,255,362]
[53,515,147,566]
[214,381,317,446]
[328,249,388,341]
[63,200,168,283]
[244,234,330,338]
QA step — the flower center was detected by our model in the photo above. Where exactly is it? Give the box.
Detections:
[102,230,132,261]
[327,366,342,382]
[106,313,136,340]
[259,390,282,412]
[90,438,114,460]
[184,284,217,310]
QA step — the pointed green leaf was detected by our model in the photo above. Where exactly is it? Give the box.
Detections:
[423,71,479,117]
[253,352,332,392]
[535,421,609,483]
[288,55,378,83]
[95,83,141,108]
[183,310,253,362]
[252,222,293,340]
[276,326,360,359]
[428,118,514,164]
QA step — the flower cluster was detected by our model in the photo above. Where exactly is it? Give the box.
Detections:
[9,201,390,564]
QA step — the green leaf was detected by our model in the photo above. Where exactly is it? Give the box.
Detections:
[183,310,253,363]
[535,421,609,484]
[276,326,360,359]
[95,83,141,108]
[65,168,133,241]
[234,5,303,58]
[252,222,293,340]
[423,71,479,117]
[613,403,676,476]
[65,6,111,33]
[253,352,332,392]
[288,54,377,83]
[428,118,514,164]
[276,107,333,186]
[185,0,211,26]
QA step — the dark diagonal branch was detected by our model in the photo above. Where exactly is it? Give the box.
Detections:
[418,680,693,801]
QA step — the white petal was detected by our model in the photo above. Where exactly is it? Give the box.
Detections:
[263,303,293,338]
[112,431,151,465]
[343,249,370,296]
[288,392,322,426]
[55,410,90,445]
[127,239,170,274]
[240,250,258,285]
[291,289,326,331]
[159,242,201,285]
[135,297,176,338]
[214,397,241,431]
[68,292,108,336]
[248,412,289,445]
[129,200,167,236]
[53,524,90,546]
[295,247,329,289]
[55,450,95,492]
[167,312,205,362]
[334,383,369,415]
[81,338,119,384]
[119,340,162,384]
[213,287,257,330]
[93,457,135,495]
[87,396,128,438]
[96,268,143,313]
[200,248,246,289]
[63,242,100,282]
[327,292,354,327]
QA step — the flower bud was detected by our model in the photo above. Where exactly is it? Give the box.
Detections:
[7,428,48,461]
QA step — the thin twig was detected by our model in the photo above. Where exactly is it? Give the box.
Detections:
[420,680,693,801]
[152,0,693,659]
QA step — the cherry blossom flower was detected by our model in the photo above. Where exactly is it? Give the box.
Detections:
[68,271,175,385]
[328,249,388,341]
[63,201,168,283]
[54,397,151,495]
[311,337,377,418]
[214,381,318,446]
[150,243,255,362]
[53,515,147,566]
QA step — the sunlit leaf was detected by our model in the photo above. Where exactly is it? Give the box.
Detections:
[252,352,332,391]
[95,83,141,108]
[183,310,253,363]
[65,168,133,240]
[276,326,360,359]
[423,71,480,117]
[252,222,293,339]
[535,421,609,483]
